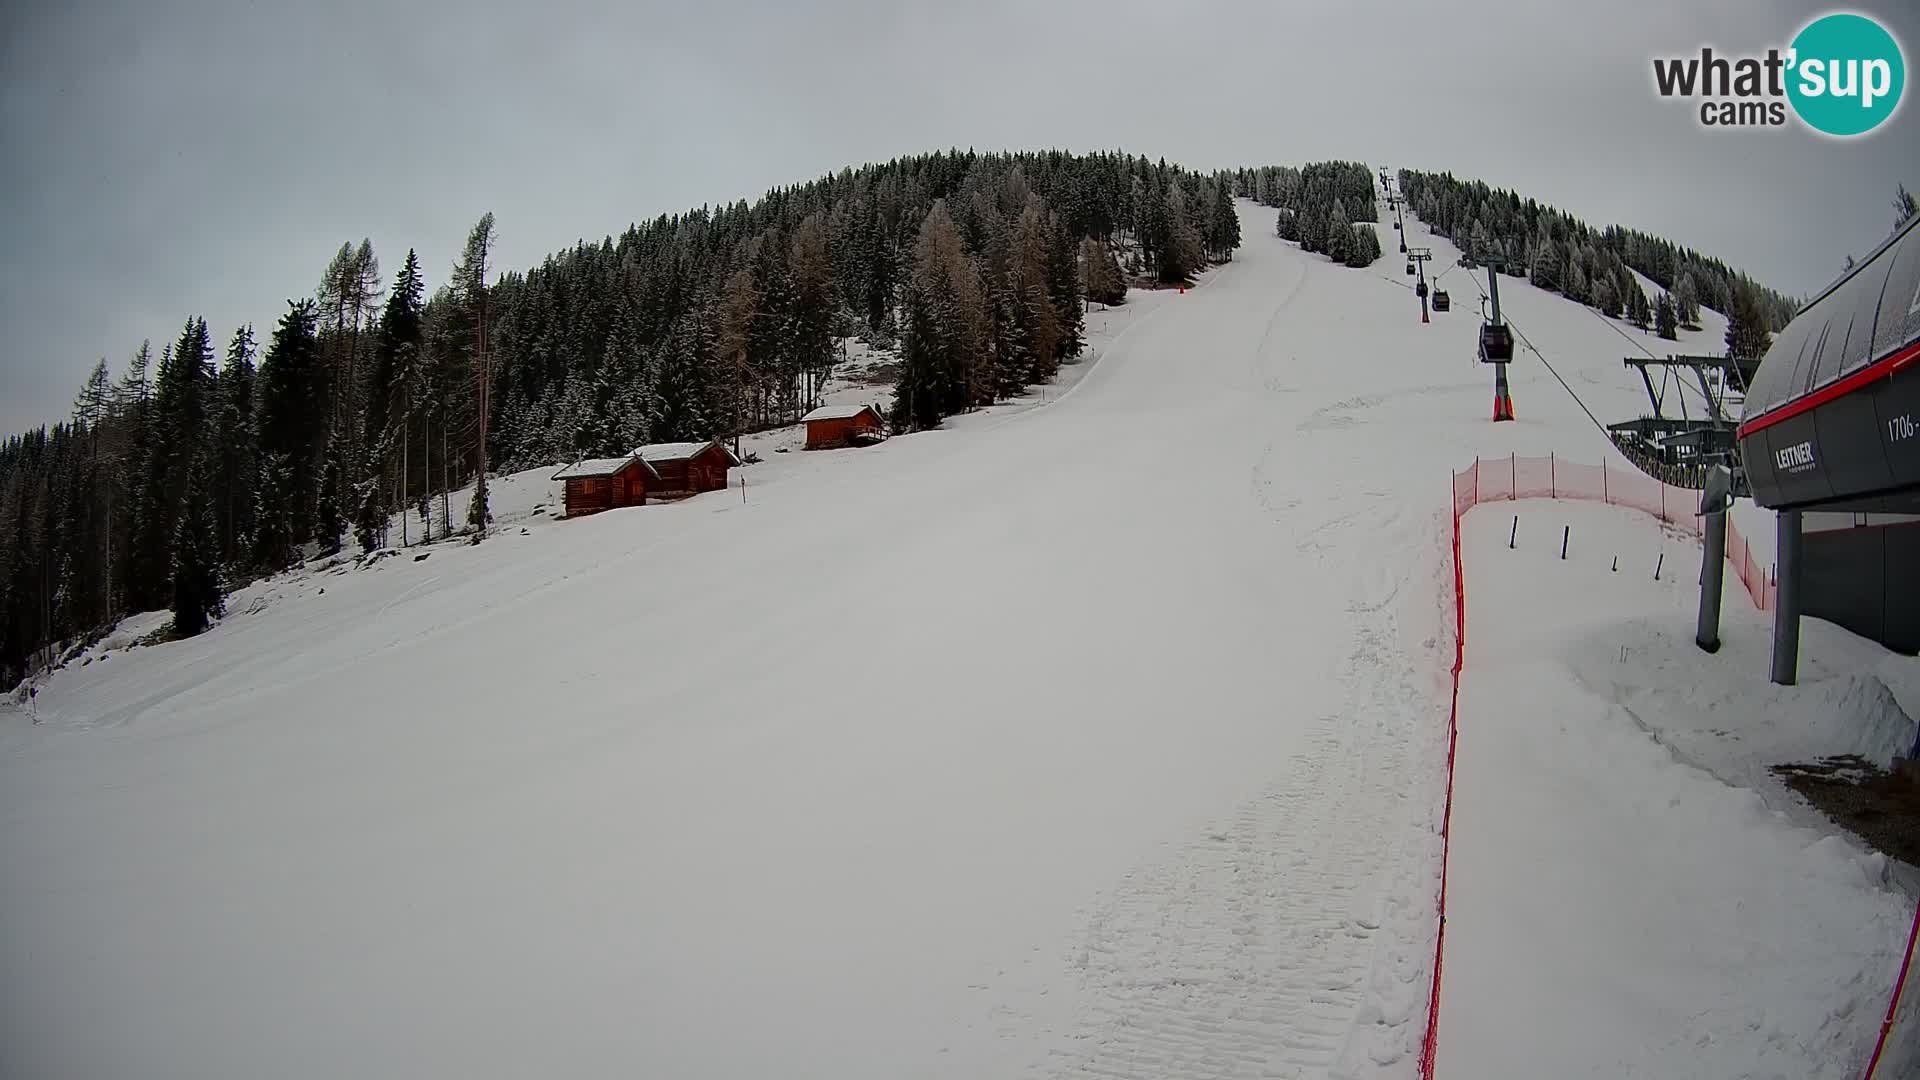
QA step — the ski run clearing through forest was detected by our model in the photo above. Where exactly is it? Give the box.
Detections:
[4,199,1916,1079]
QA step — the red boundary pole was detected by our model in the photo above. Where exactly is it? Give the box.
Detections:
[1863,903,1920,1079]
[1421,472,1468,1079]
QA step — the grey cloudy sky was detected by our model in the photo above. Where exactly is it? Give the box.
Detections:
[3,0,1917,433]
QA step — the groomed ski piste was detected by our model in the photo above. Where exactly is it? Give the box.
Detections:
[3,193,1916,1079]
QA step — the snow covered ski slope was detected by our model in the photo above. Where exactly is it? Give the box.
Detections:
[0,200,1902,1079]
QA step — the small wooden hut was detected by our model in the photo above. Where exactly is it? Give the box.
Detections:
[802,404,886,449]
[554,455,657,517]
[635,441,742,498]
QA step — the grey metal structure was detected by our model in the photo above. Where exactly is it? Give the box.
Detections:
[1696,466,1732,653]
[1771,510,1804,684]
[1608,353,1752,492]
[1739,214,1920,664]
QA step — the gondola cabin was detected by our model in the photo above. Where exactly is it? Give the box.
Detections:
[1432,290,1451,311]
[1479,324,1515,363]
[802,403,886,450]
[1416,280,1428,299]
[635,441,742,499]
[554,455,655,517]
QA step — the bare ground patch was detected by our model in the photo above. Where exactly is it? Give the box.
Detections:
[1772,755,1920,867]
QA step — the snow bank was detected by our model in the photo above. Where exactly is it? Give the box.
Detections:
[1443,498,1916,1078]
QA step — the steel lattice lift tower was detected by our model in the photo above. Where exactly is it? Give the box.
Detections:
[1408,247,1433,322]
[1477,258,1517,420]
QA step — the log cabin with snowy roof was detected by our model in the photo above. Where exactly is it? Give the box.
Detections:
[802,403,886,449]
[553,455,656,518]
[634,441,741,499]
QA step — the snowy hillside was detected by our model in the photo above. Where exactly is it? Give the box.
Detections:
[2,199,1913,1079]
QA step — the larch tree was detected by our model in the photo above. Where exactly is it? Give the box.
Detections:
[893,201,987,430]
[788,213,836,413]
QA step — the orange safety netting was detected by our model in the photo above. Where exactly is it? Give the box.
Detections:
[1451,454,1777,612]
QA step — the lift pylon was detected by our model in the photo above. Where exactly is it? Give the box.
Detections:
[1477,257,1517,420]
[1407,247,1434,323]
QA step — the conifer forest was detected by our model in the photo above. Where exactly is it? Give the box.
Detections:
[0,150,1799,686]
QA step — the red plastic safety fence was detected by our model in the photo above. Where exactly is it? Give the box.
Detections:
[1421,475,1468,1079]
[1450,455,1776,613]
[1863,903,1920,1079]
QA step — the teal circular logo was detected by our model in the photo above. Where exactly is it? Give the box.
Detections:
[1787,13,1905,136]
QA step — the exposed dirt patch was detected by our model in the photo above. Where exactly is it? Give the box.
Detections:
[1773,755,1920,867]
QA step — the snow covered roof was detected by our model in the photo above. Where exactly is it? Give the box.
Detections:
[802,403,880,422]
[551,456,657,480]
[633,441,743,466]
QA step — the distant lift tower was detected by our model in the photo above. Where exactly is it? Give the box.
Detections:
[1477,259,1517,421]
[1408,247,1433,322]
[1386,194,1409,252]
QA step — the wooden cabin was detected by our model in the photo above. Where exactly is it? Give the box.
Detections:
[635,441,742,499]
[554,455,657,517]
[802,403,886,450]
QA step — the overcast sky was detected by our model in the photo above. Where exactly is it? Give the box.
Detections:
[3,0,1916,432]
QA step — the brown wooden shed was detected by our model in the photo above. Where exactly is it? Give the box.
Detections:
[553,455,656,517]
[634,441,742,499]
[802,403,885,449]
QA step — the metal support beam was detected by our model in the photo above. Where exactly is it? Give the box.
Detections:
[1637,365,1663,413]
[1692,366,1725,423]
[1771,509,1803,685]
[1697,509,1726,652]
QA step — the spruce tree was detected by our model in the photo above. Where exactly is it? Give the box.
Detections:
[1724,283,1773,370]
[169,460,223,637]
[1158,181,1202,283]
[1593,275,1620,318]
[315,437,346,554]
[1324,208,1350,264]
[1673,273,1702,329]
[452,213,496,540]
[254,300,324,566]
[1655,292,1679,340]
[213,325,258,572]
[1344,223,1380,268]
[372,251,425,543]
[351,440,387,554]
[1046,210,1084,359]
